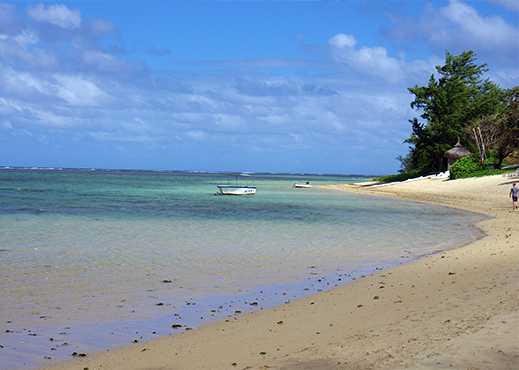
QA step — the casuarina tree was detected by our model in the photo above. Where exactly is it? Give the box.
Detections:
[401,50,504,173]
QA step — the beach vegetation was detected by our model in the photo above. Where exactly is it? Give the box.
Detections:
[449,157,485,179]
[401,50,507,173]
[466,87,519,169]
[447,157,514,179]
[453,167,515,179]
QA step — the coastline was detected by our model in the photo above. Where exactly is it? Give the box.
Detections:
[38,175,518,370]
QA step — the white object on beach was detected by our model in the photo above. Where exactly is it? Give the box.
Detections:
[370,171,450,188]
[503,168,519,177]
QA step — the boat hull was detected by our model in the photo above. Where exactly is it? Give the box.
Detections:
[217,185,256,195]
[293,183,312,188]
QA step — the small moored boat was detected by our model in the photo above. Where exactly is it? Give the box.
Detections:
[293,182,311,188]
[216,174,256,195]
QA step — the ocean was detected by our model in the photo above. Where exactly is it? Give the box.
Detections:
[0,169,486,369]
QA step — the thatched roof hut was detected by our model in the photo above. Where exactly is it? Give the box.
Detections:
[444,140,473,169]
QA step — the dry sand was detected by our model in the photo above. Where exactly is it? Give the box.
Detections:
[39,175,518,370]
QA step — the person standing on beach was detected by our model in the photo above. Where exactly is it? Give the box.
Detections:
[510,183,518,210]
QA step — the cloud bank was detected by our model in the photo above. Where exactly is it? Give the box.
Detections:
[0,1,517,174]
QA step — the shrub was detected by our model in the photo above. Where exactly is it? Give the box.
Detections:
[463,168,516,178]
[449,157,485,179]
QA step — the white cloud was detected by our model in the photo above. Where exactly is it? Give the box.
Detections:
[212,114,249,133]
[32,47,59,68]
[13,29,38,48]
[90,18,117,37]
[51,74,112,107]
[0,97,18,117]
[1,120,13,129]
[88,131,154,143]
[490,0,519,12]
[6,69,49,94]
[121,118,152,135]
[31,108,82,128]
[82,50,139,73]
[26,3,81,29]
[186,130,207,141]
[384,0,518,66]
[328,33,358,49]
[0,31,60,70]
[0,2,19,31]
[327,33,405,84]
[1,1,516,174]
[0,36,32,65]
[440,0,517,50]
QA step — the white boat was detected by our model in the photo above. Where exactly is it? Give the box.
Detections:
[216,174,256,195]
[217,185,256,195]
[293,182,311,188]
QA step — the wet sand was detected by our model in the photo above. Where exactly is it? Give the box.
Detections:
[38,175,518,369]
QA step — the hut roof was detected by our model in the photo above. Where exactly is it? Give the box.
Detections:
[444,141,473,159]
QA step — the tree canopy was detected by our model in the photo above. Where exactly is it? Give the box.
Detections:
[469,87,519,169]
[401,50,506,173]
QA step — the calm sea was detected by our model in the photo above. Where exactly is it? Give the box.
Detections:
[0,169,486,369]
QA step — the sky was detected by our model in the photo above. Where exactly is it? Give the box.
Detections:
[0,0,518,175]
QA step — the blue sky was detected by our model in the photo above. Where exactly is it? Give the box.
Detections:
[1,0,518,175]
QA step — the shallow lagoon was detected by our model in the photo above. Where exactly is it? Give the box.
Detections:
[0,170,486,369]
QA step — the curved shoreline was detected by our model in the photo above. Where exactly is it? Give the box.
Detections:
[38,175,519,370]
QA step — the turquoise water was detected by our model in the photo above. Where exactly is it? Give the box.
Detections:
[0,170,486,369]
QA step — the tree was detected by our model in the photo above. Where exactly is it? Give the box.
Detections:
[399,118,434,173]
[470,87,519,169]
[403,50,504,172]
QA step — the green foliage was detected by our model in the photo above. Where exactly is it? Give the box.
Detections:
[466,168,516,178]
[469,87,519,168]
[484,150,498,167]
[449,157,485,179]
[403,50,505,172]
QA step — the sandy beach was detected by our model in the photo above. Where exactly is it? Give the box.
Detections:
[38,175,518,370]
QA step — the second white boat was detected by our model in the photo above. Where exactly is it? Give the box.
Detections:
[293,182,311,188]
